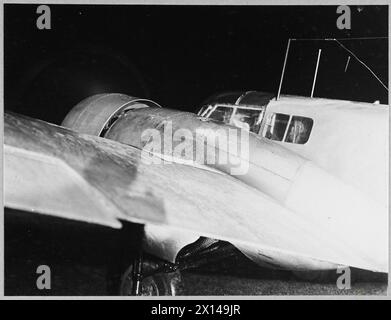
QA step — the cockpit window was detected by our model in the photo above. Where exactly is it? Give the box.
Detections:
[263,113,290,141]
[230,108,264,133]
[263,113,313,144]
[198,105,213,117]
[209,106,234,123]
[285,116,313,144]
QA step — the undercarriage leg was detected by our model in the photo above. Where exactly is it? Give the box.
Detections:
[131,249,143,295]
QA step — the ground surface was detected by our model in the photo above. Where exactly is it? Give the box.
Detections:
[4,210,388,296]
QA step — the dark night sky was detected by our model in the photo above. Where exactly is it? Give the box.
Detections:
[4,4,389,125]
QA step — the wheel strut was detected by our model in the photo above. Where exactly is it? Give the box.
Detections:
[131,249,143,295]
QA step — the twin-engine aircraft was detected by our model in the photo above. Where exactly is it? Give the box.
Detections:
[4,90,388,295]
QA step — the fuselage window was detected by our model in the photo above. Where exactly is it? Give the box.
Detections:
[263,113,313,144]
[285,116,313,144]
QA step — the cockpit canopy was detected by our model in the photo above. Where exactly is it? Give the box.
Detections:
[198,91,274,134]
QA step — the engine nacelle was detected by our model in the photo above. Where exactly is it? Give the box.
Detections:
[62,93,161,137]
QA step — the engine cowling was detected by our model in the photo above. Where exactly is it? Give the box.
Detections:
[61,93,161,137]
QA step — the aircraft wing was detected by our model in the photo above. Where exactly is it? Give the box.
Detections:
[3,112,386,272]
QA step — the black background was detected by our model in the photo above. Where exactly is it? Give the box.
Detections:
[4,4,388,125]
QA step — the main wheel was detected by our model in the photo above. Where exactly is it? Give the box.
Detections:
[119,260,184,296]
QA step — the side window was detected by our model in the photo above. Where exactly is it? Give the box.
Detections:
[285,116,313,144]
[263,113,313,144]
[209,106,234,123]
[263,113,290,141]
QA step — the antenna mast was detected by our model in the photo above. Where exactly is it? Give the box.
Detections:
[277,38,291,100]
[310,49,322,98]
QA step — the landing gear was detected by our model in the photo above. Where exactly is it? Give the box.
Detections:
[129,249,143,295]
[119,258,184,296]
[105,222,184,296]
[118,237,235,296]
[113,232,238,296]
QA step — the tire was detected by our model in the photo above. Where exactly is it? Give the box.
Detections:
[119,261,184,296]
